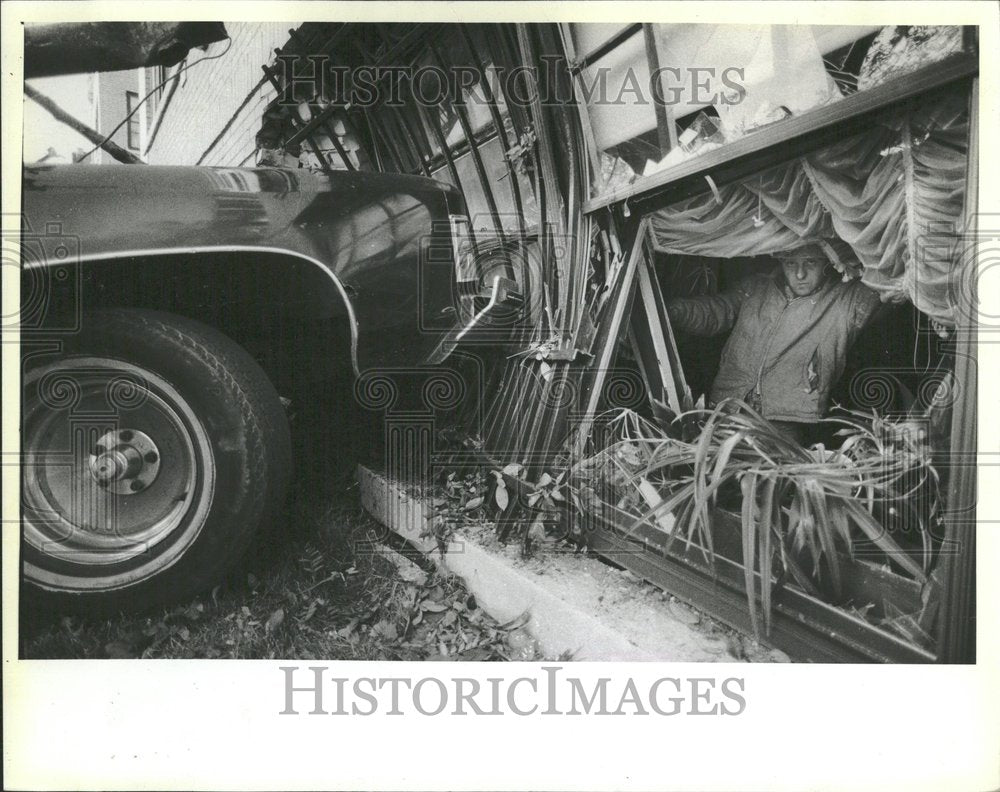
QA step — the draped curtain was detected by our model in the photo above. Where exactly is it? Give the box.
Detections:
[649,92,969,326]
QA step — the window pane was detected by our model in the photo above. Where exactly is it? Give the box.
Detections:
[125,90,140,151]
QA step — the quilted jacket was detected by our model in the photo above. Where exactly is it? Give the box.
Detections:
[666,272,881,422]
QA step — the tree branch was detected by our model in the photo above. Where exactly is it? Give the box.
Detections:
[24,83,143,165]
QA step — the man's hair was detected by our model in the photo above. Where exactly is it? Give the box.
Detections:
[773,243,830,264]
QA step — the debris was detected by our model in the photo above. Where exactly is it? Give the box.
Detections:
[667,600,701,626]
[505,627,540,660]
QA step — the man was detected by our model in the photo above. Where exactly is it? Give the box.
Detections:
[665,245,881,443]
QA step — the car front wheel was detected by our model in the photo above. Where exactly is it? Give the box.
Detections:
[21,309,292,614]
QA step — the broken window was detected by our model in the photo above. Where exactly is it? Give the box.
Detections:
[256,21,976,662]
[568,24,972,202]
[571,69,975,660]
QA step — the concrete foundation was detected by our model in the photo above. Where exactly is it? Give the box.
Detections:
[358,465,768,662]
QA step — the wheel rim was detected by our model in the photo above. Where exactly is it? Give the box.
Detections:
[22,356,216,592]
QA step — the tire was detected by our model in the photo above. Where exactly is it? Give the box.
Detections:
[21,309,292,614]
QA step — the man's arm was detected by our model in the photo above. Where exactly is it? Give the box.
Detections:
[847,281,883,340]
[665,280,753,337]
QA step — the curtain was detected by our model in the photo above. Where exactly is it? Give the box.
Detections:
[648,91,969,326]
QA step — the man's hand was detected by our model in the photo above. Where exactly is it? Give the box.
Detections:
[665,278,756,337]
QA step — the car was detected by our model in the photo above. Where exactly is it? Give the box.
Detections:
[20,162,471,613]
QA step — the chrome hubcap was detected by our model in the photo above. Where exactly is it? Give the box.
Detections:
[88,428,161,495]
[22,355,216,591]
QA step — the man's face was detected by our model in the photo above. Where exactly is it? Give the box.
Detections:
[781,257,828,297]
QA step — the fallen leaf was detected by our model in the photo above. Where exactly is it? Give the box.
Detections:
[104,641,133,658]
[300,600,318,623]
[372,620,398,640]
[265,608,285,635]
[454,646,493,661]
[464,496,484,511]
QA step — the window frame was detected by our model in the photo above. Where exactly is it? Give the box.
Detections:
[125,90,140,151]
[580,48,978,214]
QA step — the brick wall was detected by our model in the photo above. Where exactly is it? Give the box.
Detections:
[146,22,298,166]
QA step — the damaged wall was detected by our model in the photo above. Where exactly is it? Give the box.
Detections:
[145,22,297,166]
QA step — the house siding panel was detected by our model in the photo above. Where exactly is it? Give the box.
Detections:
[146,22,296,166]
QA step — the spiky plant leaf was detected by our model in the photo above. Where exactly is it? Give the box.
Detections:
[843,500,926,582]
[740,471,759,637]
[759,475,776,636]
[573,400,939,638]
